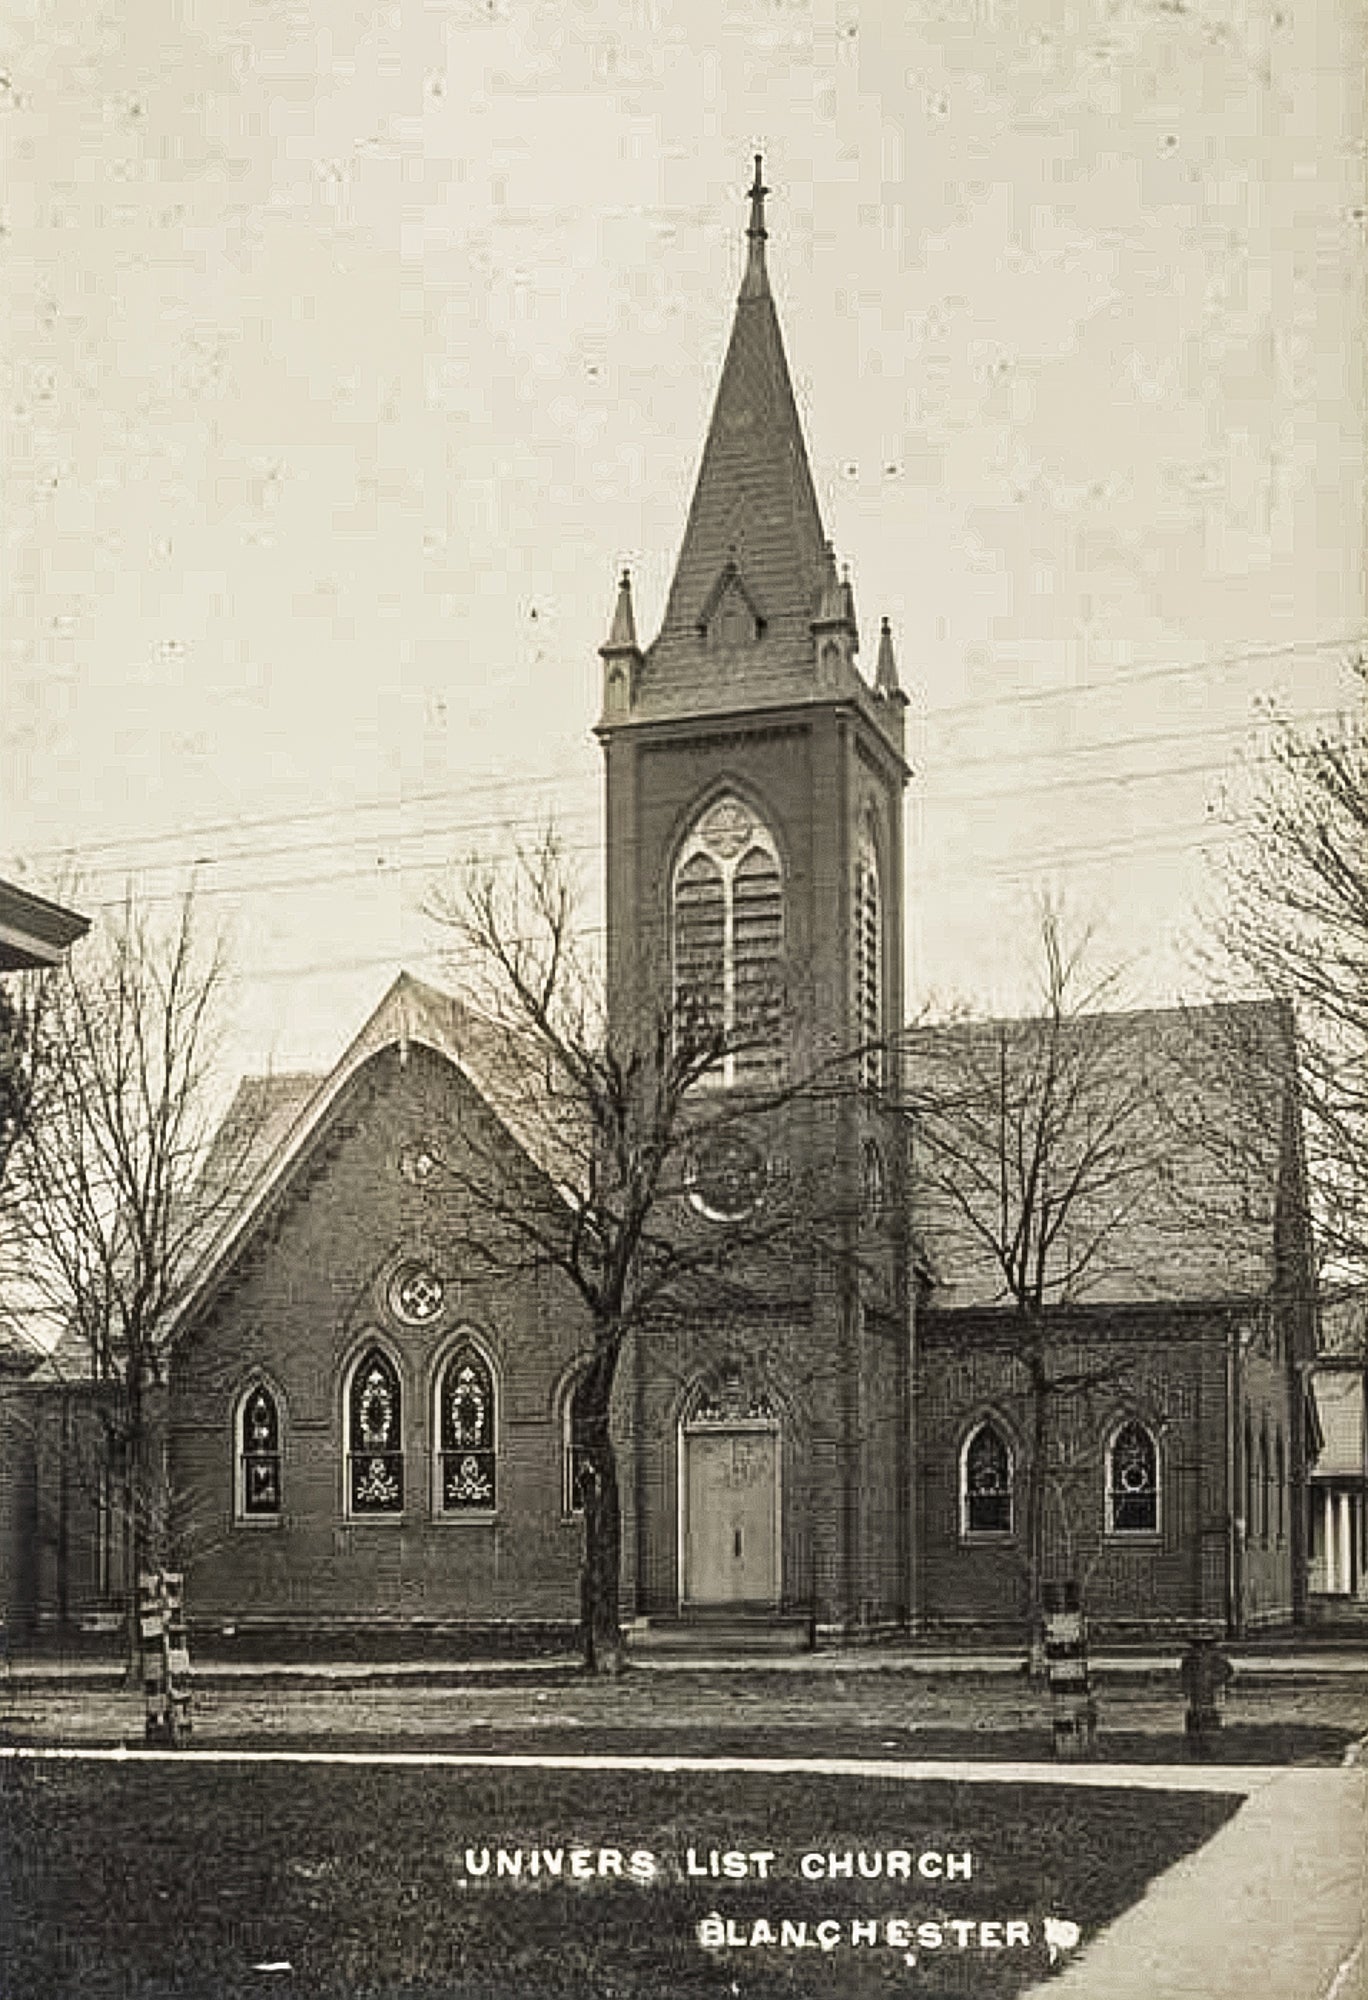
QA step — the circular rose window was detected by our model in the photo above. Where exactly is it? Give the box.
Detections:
[686,1131,767,1223]
[388,1263,445,1325]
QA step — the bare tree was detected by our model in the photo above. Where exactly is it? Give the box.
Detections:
[1207,679,1368,1283]
[907,903,1161,1652]
[426,835,859,1674]
[6,889,251,1670]
[0,983,43,1196]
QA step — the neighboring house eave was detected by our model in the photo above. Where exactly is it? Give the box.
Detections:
[0,878,90,971]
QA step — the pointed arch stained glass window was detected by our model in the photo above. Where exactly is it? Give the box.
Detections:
[347,1348,404,1514]
[963,1422,1013,1535]
[239,1383,282,1518]
[1107,1421,1159,1534]
[439,1349,496,1512]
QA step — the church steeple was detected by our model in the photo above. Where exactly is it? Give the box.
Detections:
[635,159,834,714]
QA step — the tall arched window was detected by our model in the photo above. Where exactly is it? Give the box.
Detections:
[1107,1420,1159,1534]
[1259,1422,1271,1546]
[854,823,882,1089]
[436,1346,497,1513]
[1275,1428,1286,1544]
[672,794,783,1086]
[561,1371,591,1518]
[1244,1411,1254,1539]
[346,1346,404,1516]
[236,1382,282,1521]
[962,1420,1013,1536]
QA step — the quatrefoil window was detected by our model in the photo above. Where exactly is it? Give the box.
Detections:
[388,1263,445,1325]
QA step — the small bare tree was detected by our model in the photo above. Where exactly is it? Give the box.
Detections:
[0,984,43,1196]
[426,835,859,1674]
[907,902,1160,1653]
[1207,678,1368,1283]
[6,889,250,1670]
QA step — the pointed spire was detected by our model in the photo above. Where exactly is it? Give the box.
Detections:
[874,616,906,703]
[598,567,643,724]
[741,153,769,300]
[815,541,844,625]
[840,564,859,653]
[646,159,829,697]
[604,568,638,652]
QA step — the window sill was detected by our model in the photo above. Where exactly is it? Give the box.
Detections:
[431,1510,498,1525]
[1103,1530,1163,1546]
[232,1515,284,1532]
[958,1530,1016,1546]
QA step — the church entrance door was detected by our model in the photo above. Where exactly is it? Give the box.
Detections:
[681,1424,780,1607]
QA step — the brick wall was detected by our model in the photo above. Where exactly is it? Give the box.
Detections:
[170,1043,592,1639]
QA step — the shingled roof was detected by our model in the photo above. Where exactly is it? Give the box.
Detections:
[906,999,1305,1310]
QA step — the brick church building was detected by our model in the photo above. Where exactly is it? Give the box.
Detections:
[1,168,1319,1649]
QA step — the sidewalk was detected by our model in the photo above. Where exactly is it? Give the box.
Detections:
[1025,1763,1368,2000]
[5,1643,1368,1685]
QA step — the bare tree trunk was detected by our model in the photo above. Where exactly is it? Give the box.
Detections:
[580,1437,624,1676]
[574,1340,626,1676]
[1025,1338,1050,1676]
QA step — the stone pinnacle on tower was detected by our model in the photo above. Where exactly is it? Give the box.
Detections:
[874,616,907,704]
[598,567,643,722]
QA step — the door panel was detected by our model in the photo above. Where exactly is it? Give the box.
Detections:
[684,1429,778,1605]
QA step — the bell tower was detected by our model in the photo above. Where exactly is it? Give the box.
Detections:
[596,162,914,1637]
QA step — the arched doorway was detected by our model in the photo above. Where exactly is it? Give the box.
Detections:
[680,1369,781,1608]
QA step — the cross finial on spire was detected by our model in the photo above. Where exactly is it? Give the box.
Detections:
[748,155,768,239]
[741,154,770,299]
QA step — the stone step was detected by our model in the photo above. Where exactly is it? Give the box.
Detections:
[628,1612,813,1656]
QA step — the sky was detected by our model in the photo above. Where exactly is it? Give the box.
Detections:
[3,0,1364,1083]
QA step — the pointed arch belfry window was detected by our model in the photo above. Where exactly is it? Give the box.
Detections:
[854,822,883,1089]
[346,1347,404,1515]
[672,794,784,1087]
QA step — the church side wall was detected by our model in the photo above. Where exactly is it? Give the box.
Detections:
[1237,1312,1301,1631]
[916,1306,1239,1638]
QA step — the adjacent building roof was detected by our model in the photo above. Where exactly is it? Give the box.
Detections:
[0,878,89,972]
[906,998,1305,1310]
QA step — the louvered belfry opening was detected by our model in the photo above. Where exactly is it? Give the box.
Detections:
[673,850,727,1045]
[854,827,882,1089]
[672,794,784,1087]
[732,844,783,1081]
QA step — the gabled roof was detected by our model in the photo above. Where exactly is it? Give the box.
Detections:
[162,972,582,1344]
[907,999,1304,1310]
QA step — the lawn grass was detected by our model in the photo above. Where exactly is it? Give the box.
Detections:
[0,1761,1241,1999]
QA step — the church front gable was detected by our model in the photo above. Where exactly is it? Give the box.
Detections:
[170,1040,590,1638]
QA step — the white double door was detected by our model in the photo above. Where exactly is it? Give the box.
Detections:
[682,1425,779,1606]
